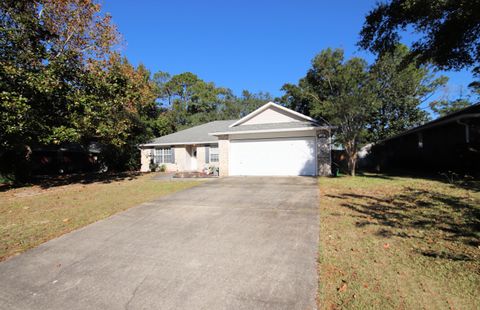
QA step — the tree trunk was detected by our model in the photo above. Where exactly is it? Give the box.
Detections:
[344,139,358,176]
[348,153,357,176]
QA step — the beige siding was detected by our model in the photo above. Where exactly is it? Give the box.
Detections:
[218,136,229,176]
[139,145,222,173]
[173,146,188,171]
[197,145,220,172]
[196,146,206,171]
[140,148,152,172]
[140,146,188,172]
[240,106,304,126]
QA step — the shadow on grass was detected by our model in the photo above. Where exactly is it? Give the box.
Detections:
[0,171,142,192]
[326,187,480,261]
[359,169,480,192]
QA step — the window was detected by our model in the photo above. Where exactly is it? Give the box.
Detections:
[210,146,219,162]
[154,148,173,164]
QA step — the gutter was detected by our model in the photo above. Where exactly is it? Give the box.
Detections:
[209,126,330,136]
[139,140,219,147]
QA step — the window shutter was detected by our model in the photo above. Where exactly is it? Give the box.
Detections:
[171,147,175,163]
[205,146,210,164]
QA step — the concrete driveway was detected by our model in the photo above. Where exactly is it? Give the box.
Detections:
[0,177,319,310]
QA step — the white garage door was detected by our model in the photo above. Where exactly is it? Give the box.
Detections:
[229,137,316,176]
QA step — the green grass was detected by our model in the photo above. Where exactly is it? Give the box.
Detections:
[0,174,203,261]
[318,174,480,310]
[0,174,11,185]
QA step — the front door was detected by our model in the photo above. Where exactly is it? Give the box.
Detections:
[190,146,198,171]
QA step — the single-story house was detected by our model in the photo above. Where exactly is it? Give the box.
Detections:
[367,102,480,176]
[139,102,332,176]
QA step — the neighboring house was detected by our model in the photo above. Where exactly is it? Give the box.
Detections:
[29,142,102,175]
[368,102,480,176]
[139,102,332,176]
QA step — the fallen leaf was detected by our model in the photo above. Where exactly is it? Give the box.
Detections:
[338,282,347,293]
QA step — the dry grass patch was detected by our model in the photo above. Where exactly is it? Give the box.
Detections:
[0,173,203,261]
[318,175,480,310]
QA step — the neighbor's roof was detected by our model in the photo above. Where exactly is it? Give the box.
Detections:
[379,102,480,143]
[142,120,236,146]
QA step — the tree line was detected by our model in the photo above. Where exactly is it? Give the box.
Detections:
[1,0,478,180]
[0,0,272,181]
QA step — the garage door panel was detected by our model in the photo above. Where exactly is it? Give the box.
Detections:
[229,137,316,176]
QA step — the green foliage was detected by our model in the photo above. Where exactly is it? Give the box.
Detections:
[155,71,233,127]
[368,45,447,142]
[429,99,472,117]
[0,0,271,181]
[359,0,480,94]
[281,48,378,175]
[280,47,444,175]
[223,90,272,119]
[154,72,272,128]
[0,0,155,179]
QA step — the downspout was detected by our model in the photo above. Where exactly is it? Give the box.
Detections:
[457,119,470,143]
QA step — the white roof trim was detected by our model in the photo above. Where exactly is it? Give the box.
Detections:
[228,101,317,128]
[209,127,321,136]
[140,140,218,147]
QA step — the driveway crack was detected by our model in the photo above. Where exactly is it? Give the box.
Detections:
[125,275,148,310]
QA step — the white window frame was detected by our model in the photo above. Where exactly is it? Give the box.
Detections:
[154,147,173,164]
[209,146,219,162]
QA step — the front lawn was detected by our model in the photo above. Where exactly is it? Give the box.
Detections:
[0,173,203,261]
[318,174,480,309]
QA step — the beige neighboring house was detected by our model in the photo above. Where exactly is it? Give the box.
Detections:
[139,102,331,176]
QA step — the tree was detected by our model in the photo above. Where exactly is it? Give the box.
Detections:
[429,99,472,117]
[281,48,378,176]
[279,84,311,116]
[367,45,447,142]
[0,0,132,181]
[222,90,272,119]
[358,0,480,93]
[154,71,235,127]
[81,55,158,171]
[0,1,274,181]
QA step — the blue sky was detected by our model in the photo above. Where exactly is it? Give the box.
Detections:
[103,0,474,108]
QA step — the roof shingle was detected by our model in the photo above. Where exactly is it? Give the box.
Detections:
[143,120,236,146]
[142,119,324,146]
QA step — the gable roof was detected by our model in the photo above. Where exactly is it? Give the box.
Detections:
[229,101,316,127]
[142,120,236,146]
[141,102,327,147]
